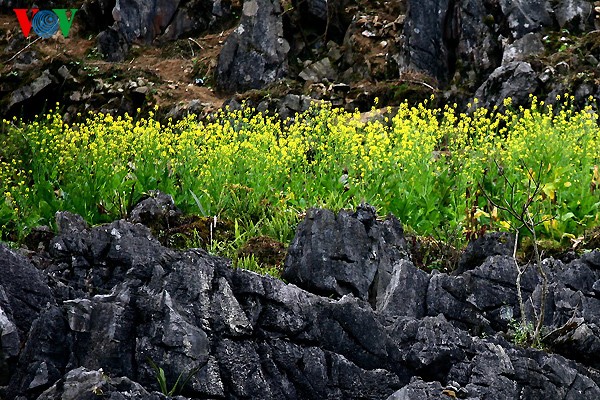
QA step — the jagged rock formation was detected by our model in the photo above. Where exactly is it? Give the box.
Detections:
[93,0,232,61]
[4,0,600,118]
[215,0,290,92]
[1,198,600,399]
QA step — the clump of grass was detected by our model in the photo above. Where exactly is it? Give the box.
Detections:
[1,96,599,255]
[234,254,282,279]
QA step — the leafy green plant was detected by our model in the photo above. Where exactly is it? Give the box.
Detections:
[146,357,199,396]
[2,96,599,252]
[235,254,281,278]
[509,320,542,348]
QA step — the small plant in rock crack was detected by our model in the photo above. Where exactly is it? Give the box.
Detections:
[509,319,542,349]
[479,159,551,348]
[146,357,200,396]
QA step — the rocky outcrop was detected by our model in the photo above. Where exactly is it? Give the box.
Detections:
[474,61,539,110]
[1,201,600,399]
[6,0,600,118]
[215,0,290,93]
[94,0,235,61]
[283,204,409,303]
[0,57,159,120]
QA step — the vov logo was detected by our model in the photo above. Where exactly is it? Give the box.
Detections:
[13,8,78,39]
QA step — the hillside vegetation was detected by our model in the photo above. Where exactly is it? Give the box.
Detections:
[2,97,600,269]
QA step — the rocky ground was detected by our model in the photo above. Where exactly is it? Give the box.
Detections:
[1,197,600,399]
[3,1,600,398]
[3,0,600,121]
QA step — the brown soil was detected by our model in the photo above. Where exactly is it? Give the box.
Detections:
[1,13,228,112]
[238,235,287,270]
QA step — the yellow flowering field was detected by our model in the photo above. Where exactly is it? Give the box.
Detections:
[1,96,599,251]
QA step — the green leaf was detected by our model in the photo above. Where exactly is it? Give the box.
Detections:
[560,212,575,221]
[189,189,207,217]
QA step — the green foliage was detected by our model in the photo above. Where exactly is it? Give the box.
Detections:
[235,254,281,278]
[1,96,599,251]
[146,357,199,396]
[509,320,545,349]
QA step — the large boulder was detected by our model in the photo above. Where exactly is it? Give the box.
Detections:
[0,244,55,338]
[36,367,168,400]
[499,0,554,39]
[474,61,539,110]
[282,204,410,303]
[554,0,594,33]
[400,0,452,83]
[456,231,516,274]
[215,0,290,92]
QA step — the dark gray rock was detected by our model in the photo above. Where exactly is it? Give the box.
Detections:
[8,70,57,111]
[4,204,600,399]
[582,250,600,269]
[215,0,290,92]
[55,211,89,234]
[376,260,429,323]
[80,0,115,32]
[97,26,130,62]
[96,0,227,61]
[388,315,600,399]
[36,367,168,400]
[400,0,504,88]
[299,58,337,82]
[386,378,444,400]
[283,204,409,301]
[65,285,137,378]
[454,0,504,86]
[0,244,55,338]
[499,0,554,39]
[6,306,70,399]
[474,61,539,110]
[0,287,19,386]
[111,0,181,44]
[502,33,545,64]
[128,190,182,232]
[400,0,451,83]
[456,231,516,273]
[555,0,594,32]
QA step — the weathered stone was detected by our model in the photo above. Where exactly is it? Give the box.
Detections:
[97,26,130,62]
[215,0,290,92]
[283,204,409,301]
[376,260,429,323]
[474,61,539,110]
[499,0,553,39]
[0,244,55,338]
[386,378,444,400]
[3,203,600,399]
[299,58,337,82]
[400,0,451,83]
[36,367,167,400]
[555,0,594,32]
[456,231,516,273]
[8,70,57,110]
[6,306,70,399]
[0,287,19,386]
[56,211,89,234]
[502,33,545,64]
[128,190,182,232]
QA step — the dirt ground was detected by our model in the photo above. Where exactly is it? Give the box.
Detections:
[1,13,229,111]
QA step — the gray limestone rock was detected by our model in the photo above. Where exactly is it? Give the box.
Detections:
[215,0,290,92]
[283,203,409,302]
[474,61,539,110]
[3,200,600,399]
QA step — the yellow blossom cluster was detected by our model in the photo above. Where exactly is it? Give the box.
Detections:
[1,96,599,242]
